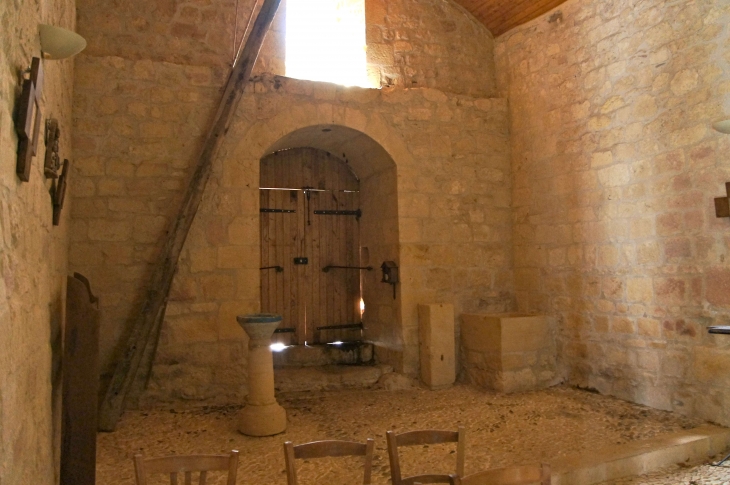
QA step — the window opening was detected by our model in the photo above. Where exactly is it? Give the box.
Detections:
[285,0,372,88]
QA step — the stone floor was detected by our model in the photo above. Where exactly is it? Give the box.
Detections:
[97,384,722,485]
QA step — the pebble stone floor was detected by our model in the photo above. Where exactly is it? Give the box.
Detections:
[97,384,730,485]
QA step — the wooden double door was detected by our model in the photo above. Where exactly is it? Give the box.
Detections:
[260,148,363,345]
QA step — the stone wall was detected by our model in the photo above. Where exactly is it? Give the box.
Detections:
[175,75,512,400]
[365,0,497,97]
[496,0,730,424]
[72,68,512,402]
[76,0,496,93]
[72,0,503,396]
[0,0,75,482]
[71,55,224,375]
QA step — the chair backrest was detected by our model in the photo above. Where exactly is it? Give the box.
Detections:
[386,427,465,485]
[283,439,375,485]
[133,451,239,485]
[453,463,551,485]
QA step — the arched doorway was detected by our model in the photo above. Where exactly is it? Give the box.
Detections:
[259,125,400,363]
[260,147,363,345]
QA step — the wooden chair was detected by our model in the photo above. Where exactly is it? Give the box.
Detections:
[283,439,375,485]
[452,463,551,485]
[386,427,465,485]
[133,450,239,485]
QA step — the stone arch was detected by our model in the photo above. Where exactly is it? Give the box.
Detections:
[228,105,415,173]
[228,117,406,369]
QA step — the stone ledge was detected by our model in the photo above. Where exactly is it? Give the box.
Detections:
[274,364,394,393]
[552,424,730,485]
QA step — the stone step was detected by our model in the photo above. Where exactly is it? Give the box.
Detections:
[272,341,373,367]
[274,364,393,393]
[553,424,730,485]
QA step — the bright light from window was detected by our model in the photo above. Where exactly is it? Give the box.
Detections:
[270,343,288,352]
[359,297,365,315]
[286,0,371,88]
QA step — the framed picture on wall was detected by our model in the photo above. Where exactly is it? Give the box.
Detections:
[16,57,44,182]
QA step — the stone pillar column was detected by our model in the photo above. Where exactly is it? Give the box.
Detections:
[236,313,287,436]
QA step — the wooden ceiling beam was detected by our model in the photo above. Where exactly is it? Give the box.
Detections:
[495,0,566,35]
[482,0,535,34]
[480,0,533,22]
[454,0,569,37]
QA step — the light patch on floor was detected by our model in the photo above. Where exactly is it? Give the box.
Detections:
[607,459,730,485]
[97,385,703,484]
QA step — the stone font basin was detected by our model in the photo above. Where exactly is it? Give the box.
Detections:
[237,313,282,340]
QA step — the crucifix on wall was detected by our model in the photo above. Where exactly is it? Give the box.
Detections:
[715,182,730,218]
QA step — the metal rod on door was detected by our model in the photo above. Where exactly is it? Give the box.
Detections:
[322,265,373,272]
[315,323,363,331]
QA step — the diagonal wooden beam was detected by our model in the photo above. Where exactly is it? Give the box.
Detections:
[98,0,282,431]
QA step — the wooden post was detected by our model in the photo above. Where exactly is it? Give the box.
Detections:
[98,0,282,431]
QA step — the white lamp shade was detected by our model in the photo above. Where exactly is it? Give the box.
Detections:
[713,119,730,134]
[39,24,87,60]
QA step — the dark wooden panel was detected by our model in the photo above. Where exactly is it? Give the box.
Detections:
[453,0,569,36]
[61,273,100,485]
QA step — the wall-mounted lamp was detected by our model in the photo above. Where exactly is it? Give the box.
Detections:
[39,24,87,60]
[713,119,730,134]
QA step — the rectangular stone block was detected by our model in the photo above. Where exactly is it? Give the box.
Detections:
[418,303,455,389]
[461,313,556,393]
[462,313,551,352]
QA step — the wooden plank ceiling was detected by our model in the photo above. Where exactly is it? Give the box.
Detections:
[454,0,569,37]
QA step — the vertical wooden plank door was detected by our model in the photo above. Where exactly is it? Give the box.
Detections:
[260,148,362,345]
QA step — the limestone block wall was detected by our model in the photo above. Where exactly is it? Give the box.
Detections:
[150,75,512,401]
[359,164,400,365]
[0,0,75,482]
[77,0,496,96]
[365,0,497,97]
[496,0,730,424]
[72,69,512,402]
[72,0,503,395]
[71,56,225,375]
